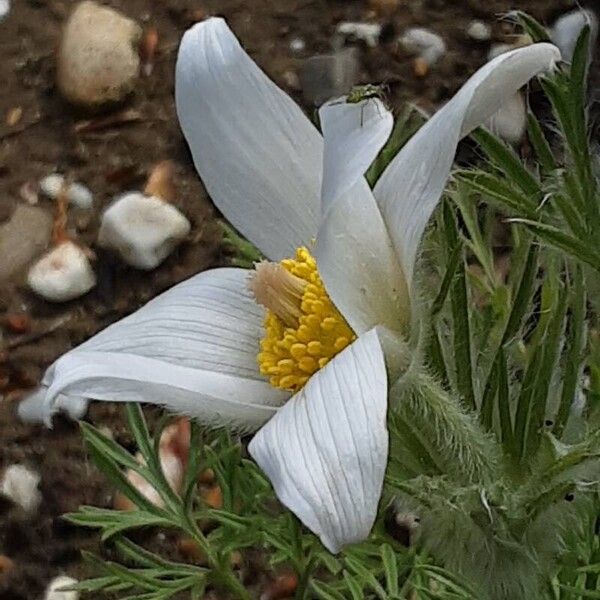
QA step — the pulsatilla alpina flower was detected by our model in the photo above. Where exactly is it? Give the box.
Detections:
[19,18,560,553]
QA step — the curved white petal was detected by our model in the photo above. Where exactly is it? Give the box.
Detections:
[249,329,388,553]
[319,98,392,212]
[23,268,289,429]
[18,387,89,423]
[315,179,410,335]
[374,42,560,290]
[176,18,322,260]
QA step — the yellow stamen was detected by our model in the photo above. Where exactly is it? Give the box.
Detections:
[249,247,356,392]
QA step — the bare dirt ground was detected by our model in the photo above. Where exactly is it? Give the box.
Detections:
[0,0,583,597]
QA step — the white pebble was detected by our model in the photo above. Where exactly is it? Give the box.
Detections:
[44,575,79,600]
[66,182,93,209]
[0,464,42,513]
[336,22,382,48]
[0,0,9,21]
[39,174,94,209]
[98,192,191,270]
[289,37,306,52]
[28,241,96,302]
[467,20,491,42]
[486,92,527,145]
[487,43,513,61]
[551,9,598,63]
[40,174,65,198]
[399,27,446,65]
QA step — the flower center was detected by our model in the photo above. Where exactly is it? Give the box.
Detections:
[248,247,356,392]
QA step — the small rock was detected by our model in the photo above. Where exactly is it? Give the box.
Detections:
[0,0,9,21]
[198,467,215,484]
[551,9,598,63]
[336,22,382,48]
[486,92,527,145]
[413,56,429,78]
[39,174,64,198]
[27,241,96,302]
[97,192,191,270]
[40,174,94,209]
[44,575,79,600]
[0,464,42,513]
[487,43,513,61]
[5,312,31,334]
[260,573,299,600]
[368,0,399,17]
[178,537,209,565]
[5,107,22,127]
[57,1,142,108]
[281,70,301,91]
[399,27,446,66]
[0,205,53,282]
[289,37,305,53]
[19,181,39,205]
[467,20,492,42]
[201,485,223,509]
[487,35,532,62]
[0,555,15,577]
[301,47,359,106]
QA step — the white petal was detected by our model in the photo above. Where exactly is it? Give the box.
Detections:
[18,387,89,423]
[374,42,560,289]
[249,329,388,553]
[25,268,288,429]
[176,18,322,260]
[319,98,392,212]
[315,179,410,335]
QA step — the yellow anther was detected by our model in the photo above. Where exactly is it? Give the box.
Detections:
[290,343,306,359]
[252,247,356,392]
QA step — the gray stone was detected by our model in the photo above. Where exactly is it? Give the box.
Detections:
[0,205,53,282]
[301,48,359,106]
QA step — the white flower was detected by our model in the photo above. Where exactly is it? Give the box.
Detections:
[19,18,560,553]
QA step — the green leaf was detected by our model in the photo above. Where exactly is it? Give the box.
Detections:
[342,570,364,600]
[514,11,552,42]
[344,555,388,599]
[310,579,346,600]
[511,220,600,273]
[65,506,172,540]
[471,128,542,200]
[82,436,164,515]
[555,266,588,436]
[443,201,476,411]
[514,277,569,460]
[526,113,556,172]
[455,170,537,217]
[126,403,155,462]
[80,421,142,472]
[381,544,400,596]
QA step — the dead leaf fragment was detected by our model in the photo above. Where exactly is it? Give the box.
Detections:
[140,26,159,76]
[6,107,23,127]
[144,160,176,203]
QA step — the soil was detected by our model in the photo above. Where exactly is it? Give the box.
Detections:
[0,0,586,597]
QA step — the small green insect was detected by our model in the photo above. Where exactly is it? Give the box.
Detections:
[345,83,387,104]
[332,84,389,126]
